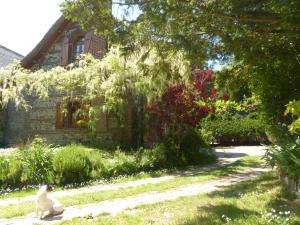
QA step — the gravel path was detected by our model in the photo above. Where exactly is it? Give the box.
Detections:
[0,146,266,207]
[0,167,270,225]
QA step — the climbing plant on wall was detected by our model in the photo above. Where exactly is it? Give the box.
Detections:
[0,45,191,131]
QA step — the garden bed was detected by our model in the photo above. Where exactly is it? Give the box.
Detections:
[0,139,216,191]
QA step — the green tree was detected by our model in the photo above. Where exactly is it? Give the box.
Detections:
[61,0,300,125]
[285,100,300,134]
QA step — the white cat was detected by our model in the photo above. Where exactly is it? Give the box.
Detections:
[36,185,64,219]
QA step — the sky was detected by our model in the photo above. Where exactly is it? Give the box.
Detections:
[0,1,222,69]
[0,0,63,56]
[0,1,141,57]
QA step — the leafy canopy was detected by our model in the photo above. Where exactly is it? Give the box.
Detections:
[61,0,300,62]
[285,100,300,134]
[61,0,300,123]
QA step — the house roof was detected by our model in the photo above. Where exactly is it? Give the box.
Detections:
[0,45,23,68]
[21,16,70,69]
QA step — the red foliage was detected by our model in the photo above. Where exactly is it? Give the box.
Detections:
[147,70,221,137]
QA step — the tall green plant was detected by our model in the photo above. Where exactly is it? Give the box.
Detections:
[52,145,93,184]
[0,156,23,188]
[20,138,54,184]
[266,140,300,178]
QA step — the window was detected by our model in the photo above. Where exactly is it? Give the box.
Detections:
[71,37,85,62]
[56,101,88,129]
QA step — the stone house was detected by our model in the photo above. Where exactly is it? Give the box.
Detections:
[0,45,23,68]
[0,45,23,144]
[4,16,136,146]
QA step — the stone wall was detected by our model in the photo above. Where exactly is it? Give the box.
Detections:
[5,102,29,145]
[0,109,7,146]
[40,40,63,70]
[31,37,63,71]
[5,94,133,146]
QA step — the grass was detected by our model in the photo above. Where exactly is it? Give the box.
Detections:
[58,172,300,225]
[0,188,40,199]
[0,156,264,219]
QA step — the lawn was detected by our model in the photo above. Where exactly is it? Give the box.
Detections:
[0,156,263,219]
[59,172,300,225]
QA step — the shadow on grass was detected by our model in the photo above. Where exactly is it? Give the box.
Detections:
[180,172,300,224]
[207,172,277,198]
[182,203,258,225]
[265,184,300,224]
[178,173,277,225]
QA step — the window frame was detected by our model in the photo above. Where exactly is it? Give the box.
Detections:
[71,37,85,62]
[55,100,89,129]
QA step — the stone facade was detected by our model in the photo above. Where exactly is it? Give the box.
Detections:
[37,40,62,70]
[4,18,134,146]
[0,45,23,146]
[0,45,23,68]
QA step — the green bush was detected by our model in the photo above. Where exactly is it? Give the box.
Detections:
[266,139,300,178]
[53,144,93,184]
[0,137,218,190]
[89,151,106,179]
[265,124,295,146]
[201,114,267,145]
[20,138,54,184]
[137,131,216,168]
[180,129,216,165]
[101,151,138,177]
[0,156,23,188]
[141,130,216,168]
[285,100,300,134]
[137,144,169,170]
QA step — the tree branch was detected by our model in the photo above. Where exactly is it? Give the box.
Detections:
[211,12,281,24]
[112,1,139,6]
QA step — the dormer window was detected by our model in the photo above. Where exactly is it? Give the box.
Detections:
[72,37,85,61]
[61,29,107,66]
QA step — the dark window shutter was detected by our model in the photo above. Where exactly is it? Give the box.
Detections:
[55,103,63,129]
[84,31,107,58]
[84,31,93,53]
[61,36,69,65]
